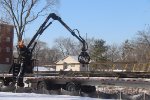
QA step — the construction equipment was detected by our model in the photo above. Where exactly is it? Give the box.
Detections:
[8,13,90,87]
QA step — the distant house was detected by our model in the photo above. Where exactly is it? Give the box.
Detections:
[0,23,14,72]
[56,56,88,71]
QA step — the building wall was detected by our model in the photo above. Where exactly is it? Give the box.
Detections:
[0,24,14,72]
[67,64,80,71]
[56,65,64,71]
[56,56,88,71]
[56,63,80,71]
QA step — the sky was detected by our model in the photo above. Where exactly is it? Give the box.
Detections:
[24,0,150,47]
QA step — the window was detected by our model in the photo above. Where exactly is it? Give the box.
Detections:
[6,37,10,42]
[6,26,13,34]
[6,26,10,33]
[10,28,13,34]
[6,58,9,63]
[6,47,10,52]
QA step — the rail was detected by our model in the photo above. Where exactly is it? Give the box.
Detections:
[89,62,150,72]
[24,71,150,78]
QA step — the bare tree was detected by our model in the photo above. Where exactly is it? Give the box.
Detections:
[24,38,61,65]
[134,29,150,62]
[121,40,136,62]
[137,29,150,47]
[106,44,121,62]
[24,38,47,57]
[42,47,62,64]
[54,37,79,57]
[119,28,150,63]
[0,0,59,41]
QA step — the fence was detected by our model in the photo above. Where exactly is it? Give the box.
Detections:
[89,62,150,72]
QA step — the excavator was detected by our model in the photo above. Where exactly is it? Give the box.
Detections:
[6,13,90,87]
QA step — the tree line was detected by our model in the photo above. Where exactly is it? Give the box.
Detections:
[21,27,150,71]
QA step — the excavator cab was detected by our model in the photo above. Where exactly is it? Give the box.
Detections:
[8,40,34,87]
[17,40,34,73]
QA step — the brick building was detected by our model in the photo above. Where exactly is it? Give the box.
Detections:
[0,23,14,72]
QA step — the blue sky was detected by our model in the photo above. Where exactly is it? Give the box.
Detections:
[25,0,150,46]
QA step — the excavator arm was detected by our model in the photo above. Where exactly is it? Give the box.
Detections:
[27,13,90,64]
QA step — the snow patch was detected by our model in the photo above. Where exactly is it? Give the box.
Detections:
[0,92,103,100]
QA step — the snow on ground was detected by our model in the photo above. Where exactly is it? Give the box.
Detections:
[0,92,110,100]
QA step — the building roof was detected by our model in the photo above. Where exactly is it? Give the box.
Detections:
[56,56,79,64]
[0,21,13,26]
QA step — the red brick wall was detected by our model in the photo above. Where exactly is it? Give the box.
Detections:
[0,24,14,64]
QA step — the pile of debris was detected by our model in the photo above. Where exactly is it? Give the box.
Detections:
[97,86,150,100]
